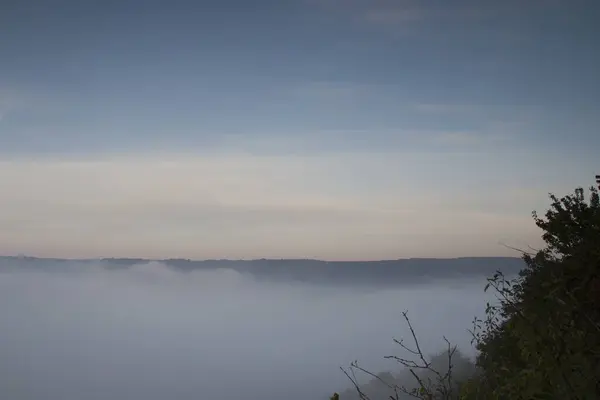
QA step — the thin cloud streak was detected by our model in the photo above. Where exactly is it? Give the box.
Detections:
[414,103,480,114]
[429,131,510,147]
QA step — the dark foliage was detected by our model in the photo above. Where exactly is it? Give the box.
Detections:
[336,184,600,399]
[463,186,600,399]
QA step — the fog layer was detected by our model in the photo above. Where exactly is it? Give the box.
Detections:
[0,260,500,400]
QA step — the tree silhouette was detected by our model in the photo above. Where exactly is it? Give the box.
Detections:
[464,185,600,399]
[335,182,600,399]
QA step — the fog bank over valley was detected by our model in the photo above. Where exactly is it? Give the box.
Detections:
[0,257,520,400]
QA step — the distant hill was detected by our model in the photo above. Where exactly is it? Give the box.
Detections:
[0,256,524,287]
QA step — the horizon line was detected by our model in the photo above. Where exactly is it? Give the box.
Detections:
[1,254,523,263]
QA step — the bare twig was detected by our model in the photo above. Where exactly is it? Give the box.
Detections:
[498,241,536,257]
[341,309,462,399]
[340,365,371,400]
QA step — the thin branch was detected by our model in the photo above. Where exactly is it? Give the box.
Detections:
[498,241,536,257]
[348,362,417,400]
[340,310,462,400]
[340,366,371,400]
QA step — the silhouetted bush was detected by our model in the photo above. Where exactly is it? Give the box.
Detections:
[463,185,600,399]
[335,184,600,399]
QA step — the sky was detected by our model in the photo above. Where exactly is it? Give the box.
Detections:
[1,0,599,260]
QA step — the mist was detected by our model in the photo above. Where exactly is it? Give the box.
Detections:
[0,260,499,400]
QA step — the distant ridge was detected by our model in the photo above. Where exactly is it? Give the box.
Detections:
[0,256,525,287]
[0,255,522,263]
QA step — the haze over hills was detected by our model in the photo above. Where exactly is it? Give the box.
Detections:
[0,255,516,400]
[1,0,597,397]
[0,255,524,287]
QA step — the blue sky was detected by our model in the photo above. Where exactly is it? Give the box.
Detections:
[0,0,598,259]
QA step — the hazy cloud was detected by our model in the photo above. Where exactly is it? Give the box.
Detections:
[414,103,479,115]
[0,153,547,259]
[429,131,506,147]
[364,8,423,25]
[0,259,498,400]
